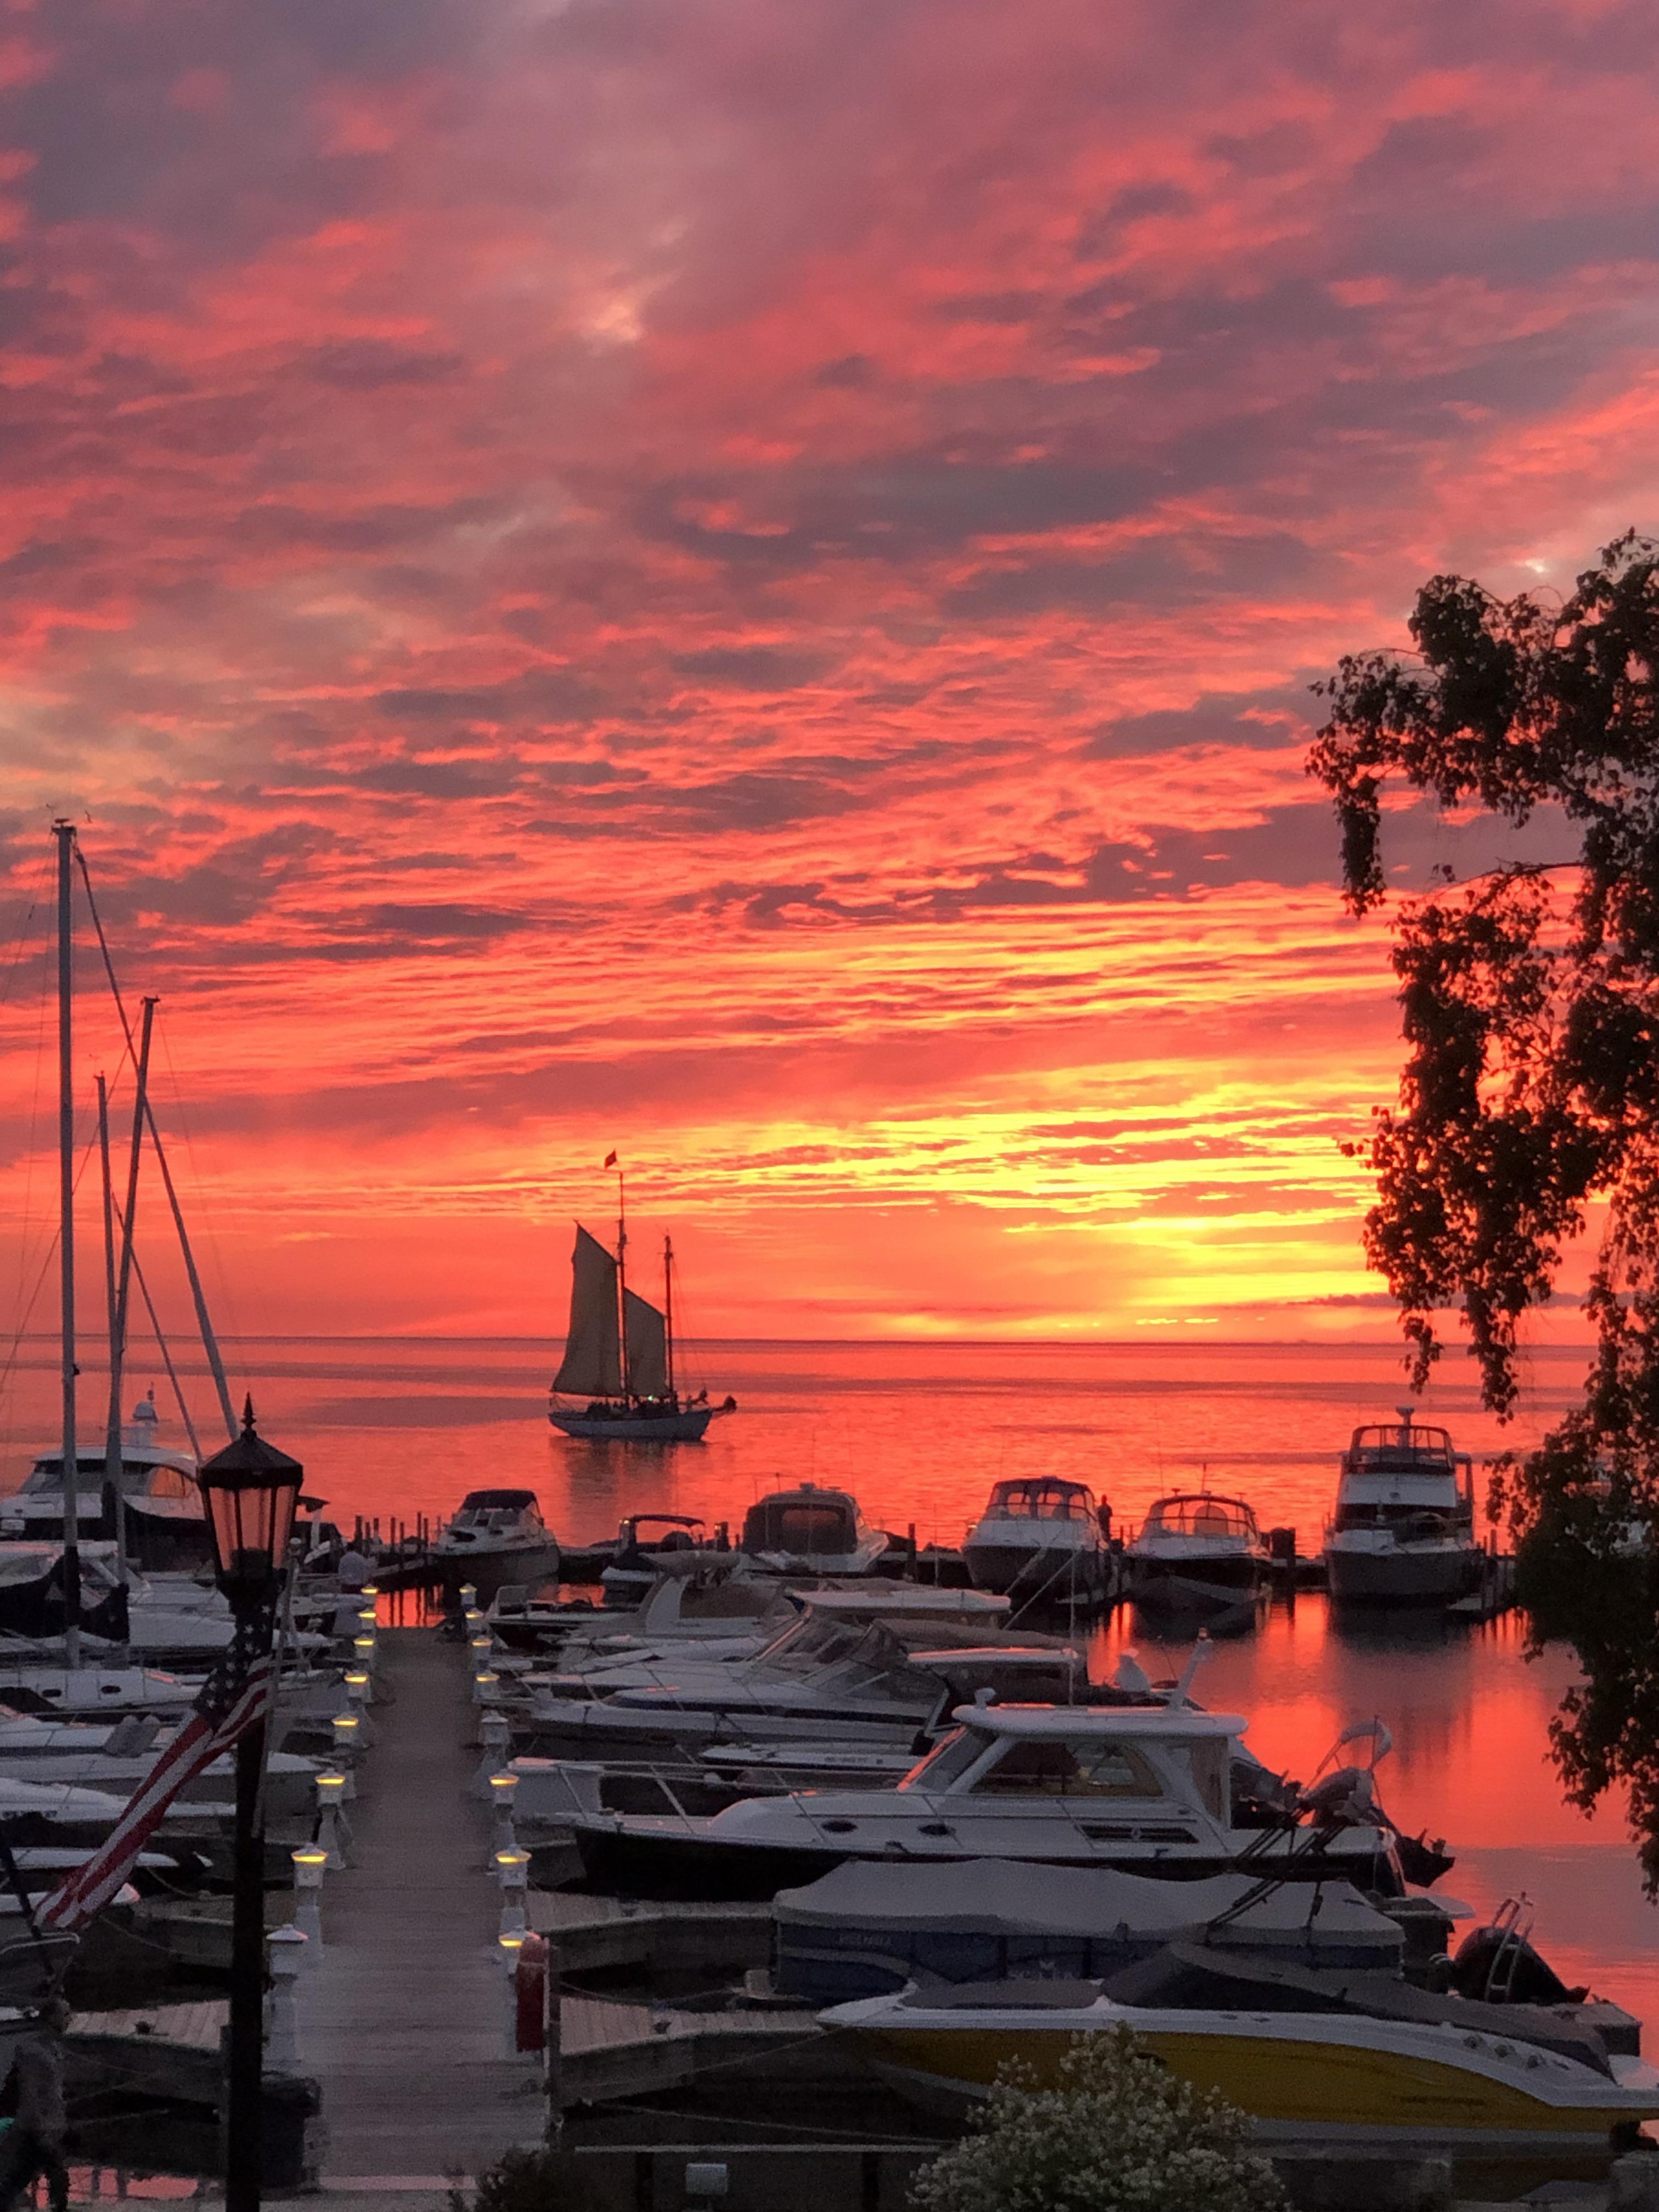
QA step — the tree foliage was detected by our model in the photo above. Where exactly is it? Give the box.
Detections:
[909,2029,1284,2212]
[1310,531,1659,1883]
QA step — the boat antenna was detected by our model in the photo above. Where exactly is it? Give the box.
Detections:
[53,821,81,1667]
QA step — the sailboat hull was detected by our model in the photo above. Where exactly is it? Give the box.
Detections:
[549,1407,716,1442]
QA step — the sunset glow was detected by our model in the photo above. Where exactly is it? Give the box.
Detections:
[2,0,1654,1338]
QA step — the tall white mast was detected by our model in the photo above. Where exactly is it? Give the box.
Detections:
[613,1156,629,1401]
[54,821,80,1667]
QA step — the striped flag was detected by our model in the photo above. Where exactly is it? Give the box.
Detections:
[36,1635,277,1936]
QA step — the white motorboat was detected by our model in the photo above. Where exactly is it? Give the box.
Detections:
[561,1702,1407,1900]
[433,1488,561,1600]
[1323,1409,1484,1606]
[486,1559,786,1654]
[1124,1492,1271,1614]
[0,1395,211,1573]
[962,1478,1112,1600]
[740,1483,887,1576]
[520,1594,1068,1763]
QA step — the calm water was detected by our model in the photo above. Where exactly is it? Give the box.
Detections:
[2,1331,1654,2022]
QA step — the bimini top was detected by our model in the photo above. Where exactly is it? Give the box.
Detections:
[458,1489,539,1511]
[1139,1494,1259,1538]
[951,1702,1246,1740]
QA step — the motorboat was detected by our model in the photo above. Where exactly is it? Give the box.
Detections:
[487,1560,786,1654]
[561,1702,1408,1900]
[433,1489,560,1600]
[599,1515,711,1604]
[962,1479,1112,1600]
[519,1595,1062,1764]
[0,1396,212,1573]
[824,1978,1659,2157]
[547,1187,733,1441]
[1323,1409,1483,1606]
[774,1858,1408,2004]
[740,1484,887,1576]
[1124,1493,1271,1615]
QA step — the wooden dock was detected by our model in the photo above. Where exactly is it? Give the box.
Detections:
[296,1629,544,2177]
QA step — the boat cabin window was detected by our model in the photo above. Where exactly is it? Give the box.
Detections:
[988,1481,1094,1522]
[143,1466,195,1501]
[898,1727,988,1792]
[744,1501,851,1552]
[970,1735,1165,1798]
[1142,1496,1256,1539]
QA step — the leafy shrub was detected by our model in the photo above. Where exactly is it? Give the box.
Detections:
[909,2028,1285,2212]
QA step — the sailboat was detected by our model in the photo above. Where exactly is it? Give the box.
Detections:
[547,1170,734,1442]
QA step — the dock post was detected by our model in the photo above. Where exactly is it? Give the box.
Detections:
[488,1773,521,1864]
[544,1933,563,2140]
[266,1927,307,2074]
[498,1933,526,2057]
[291,1848,326,1956]
[475,1711,513,1797]
[315,1774,349,1870]
[496,1848,529,1938]
[905,1524,917,1581]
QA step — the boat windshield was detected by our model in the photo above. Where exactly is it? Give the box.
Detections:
[18,1458,194,1498]
[897,1726,988,1792]
[744,1499,854,1552]
[970,1735,1166,1798]
[986,1481,1094,1522]
[1141,1496,1257,1539]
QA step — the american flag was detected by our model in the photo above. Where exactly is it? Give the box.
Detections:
[36,1628,277,1936]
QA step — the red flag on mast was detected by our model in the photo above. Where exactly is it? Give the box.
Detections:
[603,1152,617,1168]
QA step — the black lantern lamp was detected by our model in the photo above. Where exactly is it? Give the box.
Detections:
[199,1397,304,1602]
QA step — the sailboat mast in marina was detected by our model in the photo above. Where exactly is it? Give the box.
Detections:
[547,1159,733,1441]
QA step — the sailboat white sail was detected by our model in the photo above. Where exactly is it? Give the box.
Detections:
[623,1290,668,1400]
[552,1228,623,1397]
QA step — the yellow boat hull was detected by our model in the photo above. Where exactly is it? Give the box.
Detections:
[841,2011,1659,2153]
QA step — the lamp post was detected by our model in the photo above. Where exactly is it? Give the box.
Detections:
[196,1397,304,2212]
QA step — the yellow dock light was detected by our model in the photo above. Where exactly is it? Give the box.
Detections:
[291,1847,327,1950]
[316,1773,347,1804]
[473,1668,499,1707]
[470,1634,493,1654]
[353,1634,377,1664]
[343,1669,371,1706]
[461,1582,478,1609]
[360,1583,380,1599]
[314,1774,348,1870]
[495,1846,529,1937]
[356,1606,377,1626]
[292,1847,328,1885]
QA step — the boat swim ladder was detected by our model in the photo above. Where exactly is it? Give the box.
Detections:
[1479,1893,1536,2004]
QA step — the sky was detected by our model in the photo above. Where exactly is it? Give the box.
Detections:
[0,0,1656,1345]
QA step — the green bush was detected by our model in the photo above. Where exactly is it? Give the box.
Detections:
[909,2028,1286,2212]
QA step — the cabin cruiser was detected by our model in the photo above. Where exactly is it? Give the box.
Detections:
[518,1596,1062,1764]
[0,1397,211,1573]
[1323,1410,1483,1606]
[1124,1492,1271,1615]
[434,1489,560,1600]
[562,1703,1407,1900]
[962,1479,1112,1600]
[740,1485,887,1577]
[487,1560,787,1655]
[825,1977,1659,2157]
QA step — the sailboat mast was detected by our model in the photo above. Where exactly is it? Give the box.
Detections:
[615,1161,630,1402]
[54,820,81,1666]
[664,1235,675,1401]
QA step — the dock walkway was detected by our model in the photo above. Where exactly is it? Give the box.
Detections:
[298,1628,541,2177]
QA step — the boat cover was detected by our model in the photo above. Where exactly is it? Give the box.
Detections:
[774,1857,1402,2003]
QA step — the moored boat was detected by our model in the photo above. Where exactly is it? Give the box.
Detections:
[740,1483,887,1577]
[1323,1409,1483,1606]
[962,1477,1111,1600]
[561,1701,1407,1900]
[1125,1492,1270,1615]
[824,1980,1659,2155]
[433,1488,560,1600]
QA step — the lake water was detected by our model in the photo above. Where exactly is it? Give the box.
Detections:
[2,1330,1655,2027]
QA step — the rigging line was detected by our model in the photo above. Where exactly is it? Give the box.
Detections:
[126,1243,201,1461]
[74,852,235,1440]
[0,1121,110,1402]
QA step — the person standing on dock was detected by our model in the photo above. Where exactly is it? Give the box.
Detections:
[0,1997,70,2212]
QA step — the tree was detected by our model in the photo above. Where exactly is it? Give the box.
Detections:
[908,2028,1284,2212]
[1308,530,1659,1884]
